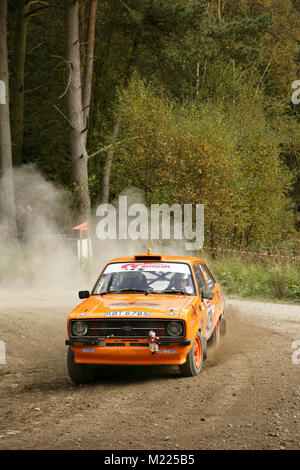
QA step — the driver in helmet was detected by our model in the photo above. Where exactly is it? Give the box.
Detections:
[169,273,190,293]
[118,271,148,291]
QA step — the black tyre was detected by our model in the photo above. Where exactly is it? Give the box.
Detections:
[67,347,96,384]
[210,318,221,345]
[220,317,227,336]
[179,332,204,377]
[203,336,207,360]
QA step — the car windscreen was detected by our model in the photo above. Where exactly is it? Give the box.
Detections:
[92,262,196,295]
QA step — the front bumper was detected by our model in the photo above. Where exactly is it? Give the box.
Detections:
[65,337,191,365]
[65,338,191,346]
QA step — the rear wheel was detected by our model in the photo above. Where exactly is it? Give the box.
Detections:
[67,347,96,384]
[211,318,221,345]
[179,332,204,377]
[202,336,207,360]
[220,317,227,336]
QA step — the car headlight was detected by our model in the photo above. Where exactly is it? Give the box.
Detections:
[166,321,183,337]
[72,321,88,336]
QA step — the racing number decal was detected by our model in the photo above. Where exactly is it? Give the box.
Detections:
[204,300,214,335]
[206,309,212,335]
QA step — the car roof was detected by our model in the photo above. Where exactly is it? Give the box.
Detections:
[107,255,206,265]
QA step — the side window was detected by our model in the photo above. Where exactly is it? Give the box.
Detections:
[193,264,206,293]
[200,264,215,291]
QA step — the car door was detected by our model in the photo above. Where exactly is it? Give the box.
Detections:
[199,263,222,339]
[192,263,208,336]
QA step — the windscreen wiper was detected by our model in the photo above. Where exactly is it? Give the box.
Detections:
[162,290,191,295]
[112,288,150,295]
[98,289,149,295]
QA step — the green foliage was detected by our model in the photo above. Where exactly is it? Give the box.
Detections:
[207,254,300,302]
[111,74,295,248]
[6,0,300,251]
[13,4,70,185]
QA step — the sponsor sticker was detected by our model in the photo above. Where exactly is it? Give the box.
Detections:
[160,350,176,354]
[82,348,95,352]
[105,311,150,317]
[103,262,190,274]
[121,263,171,270]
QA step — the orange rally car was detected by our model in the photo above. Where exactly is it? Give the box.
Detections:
[66,253,226,384]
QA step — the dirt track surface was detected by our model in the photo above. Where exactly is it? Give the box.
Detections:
[0,291,299,450]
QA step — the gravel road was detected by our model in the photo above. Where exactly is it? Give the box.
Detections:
[0,290,299,450]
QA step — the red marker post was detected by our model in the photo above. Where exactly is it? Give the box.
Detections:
[72,221,89,266]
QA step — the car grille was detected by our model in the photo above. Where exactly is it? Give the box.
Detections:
[70,319,185,338]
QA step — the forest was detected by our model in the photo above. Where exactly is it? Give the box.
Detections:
[0,0,300,254]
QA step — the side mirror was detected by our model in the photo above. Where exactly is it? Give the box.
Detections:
[202,289,214,300]
[79,290,90,299]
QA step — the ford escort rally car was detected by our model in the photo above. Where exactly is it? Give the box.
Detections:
[66,253,226,383]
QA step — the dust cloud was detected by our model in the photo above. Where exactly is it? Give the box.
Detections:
[0,165,82,293]
[204,306,256,370]
[0,166,192,298]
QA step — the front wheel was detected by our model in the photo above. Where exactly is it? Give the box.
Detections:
[67,347,96,384]
[179,332,204,377]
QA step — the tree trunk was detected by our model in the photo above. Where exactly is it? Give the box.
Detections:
[11,0,29,167]
[100,112,121,204]
[83,0,98,145]
[210,221,216,258]
[0,0,17,235]
[218,0,222,21]
[65,0,90,224]
[100,36,138,204]
[79,1,86,41]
